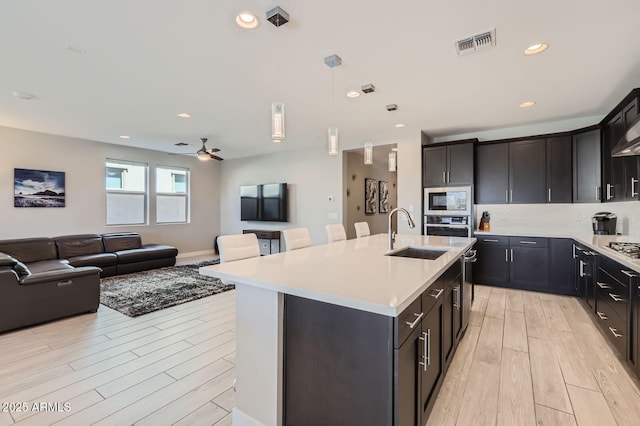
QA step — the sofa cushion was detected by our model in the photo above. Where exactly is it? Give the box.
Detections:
[14,261,31,277]
[67,253,117,268]
[0,238,57,263]
[102,233,142,252]
[27,259,73,274]
[0,253,18,268]
[114,245,178,264]
[55,234,105,258]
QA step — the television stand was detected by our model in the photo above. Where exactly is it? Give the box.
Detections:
[243,229,281,255]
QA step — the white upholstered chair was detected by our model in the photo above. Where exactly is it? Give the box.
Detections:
[354,222,371,238]
[325,224,347,243]
[282,228,312,251]
[217,233,261,263]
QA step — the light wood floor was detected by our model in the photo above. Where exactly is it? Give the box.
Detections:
[429,285,640,426]
[2,277,640,425]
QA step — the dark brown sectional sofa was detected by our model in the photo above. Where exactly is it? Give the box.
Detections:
[0,232,178,333]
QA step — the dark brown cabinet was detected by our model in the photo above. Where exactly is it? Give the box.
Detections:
[395,325,422,426]
[420,299,443,422]
[546,136,573,203]
[601,92,640,201]
[573,128,602,203]
[475,236,550,292]
[423,142,474,187]
[549,238,576,295]
[509,139,547,203]
[475,143,509,204]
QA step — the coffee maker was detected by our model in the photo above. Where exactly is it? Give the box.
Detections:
[592,212,617,235]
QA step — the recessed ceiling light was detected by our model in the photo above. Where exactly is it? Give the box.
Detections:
[119,135,130,139]
[346,90,360,98]
[12,90,36,100]
[394,123,406,128]
[524,43,549,55]
[177,113,191,118]
[236,12,259,29]
[519,101,536,108]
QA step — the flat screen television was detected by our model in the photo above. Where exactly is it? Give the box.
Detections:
[240,183,288,222]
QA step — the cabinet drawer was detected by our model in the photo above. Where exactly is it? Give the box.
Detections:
[476,235,509,246]
[422,281,445,318]
[395,297,423,349]
[597,276,629,321]
[595,302,627,358]
[508,236,548,248]
[599,255,634,284]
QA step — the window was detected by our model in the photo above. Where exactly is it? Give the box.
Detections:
[156,165,189,223]
[105,160,148,225]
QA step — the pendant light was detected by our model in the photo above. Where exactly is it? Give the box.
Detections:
[324,54,342,156]
[364,141,373,165]
[388,150,397,172]
[268,6,289,143]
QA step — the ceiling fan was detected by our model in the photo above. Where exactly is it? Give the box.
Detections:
[196,138,223,161]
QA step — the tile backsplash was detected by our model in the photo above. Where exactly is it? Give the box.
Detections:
[474,201,640,237]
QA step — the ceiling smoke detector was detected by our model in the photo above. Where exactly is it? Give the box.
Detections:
[361,84,375,94]
[267,6,289,27]
[455,28,496,56]
[386,104,398,111]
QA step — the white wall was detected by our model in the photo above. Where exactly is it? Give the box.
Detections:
[396,138,422,235]
[0,125,221,254]
[219,146,343,246]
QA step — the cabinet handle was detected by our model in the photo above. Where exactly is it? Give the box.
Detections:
[519,241,537,245]
[632,178,638,198]
[596,281,611,289]
[621,270,638,278]
[429,288,444,299]
[442,171,446,183]
[572,244,577,259]
[505,190,509,203]
[609,293,625,303]
[510,190,513,203]
[548,188,551,202]
[483,239,499,243]
[597,311,608,320]
[608,327,622,338]
[405,312,425,329]
[596,186,600,201]
[418,330,431,371]
[606,183,613,200]
[453,286,461,309]
[579,260,585,278]
[447,171,450,183]
[510,248,514,262]
[505,248,509,262]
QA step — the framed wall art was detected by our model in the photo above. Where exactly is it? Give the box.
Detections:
[364,178,377,215]
[379,181,389,213]
[14,168,66,208]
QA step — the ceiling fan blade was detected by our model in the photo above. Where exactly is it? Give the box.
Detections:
[207,147,221,153]
[210,154,224,161]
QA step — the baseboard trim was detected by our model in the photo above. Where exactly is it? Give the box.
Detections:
[176,249,216,259]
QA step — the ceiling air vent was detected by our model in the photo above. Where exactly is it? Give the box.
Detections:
[455,28,496,56]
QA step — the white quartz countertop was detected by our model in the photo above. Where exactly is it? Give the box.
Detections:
[475,230,640,272]
[200,233,476,317]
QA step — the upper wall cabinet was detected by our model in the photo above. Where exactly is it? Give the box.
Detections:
[509,139,547,203]
[475,143,509,203]
[422,141,474,187]
[573,128,601,203]
[601,90,640,201]
[546,136,573,203]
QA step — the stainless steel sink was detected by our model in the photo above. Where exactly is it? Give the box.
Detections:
[386,247,448,260]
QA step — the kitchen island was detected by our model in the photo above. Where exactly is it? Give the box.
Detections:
[200,233,476,426]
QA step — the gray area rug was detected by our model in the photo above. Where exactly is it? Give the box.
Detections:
[100,260,233,317]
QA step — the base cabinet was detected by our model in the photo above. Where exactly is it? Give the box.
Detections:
[283,259,467,426]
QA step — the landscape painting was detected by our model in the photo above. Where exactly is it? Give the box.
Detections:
[14,168,66,207]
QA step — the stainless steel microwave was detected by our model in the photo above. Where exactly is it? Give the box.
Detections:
[424,186,472,215]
